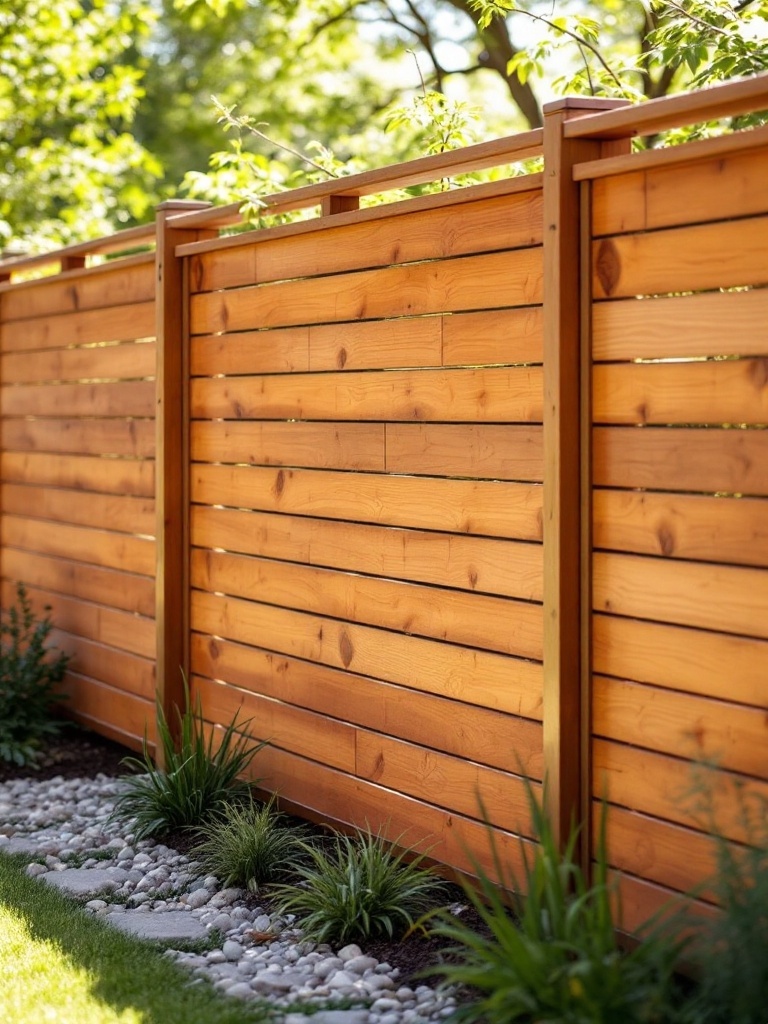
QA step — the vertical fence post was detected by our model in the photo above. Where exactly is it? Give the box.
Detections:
[155,200,213,761]
[541,99,630,858]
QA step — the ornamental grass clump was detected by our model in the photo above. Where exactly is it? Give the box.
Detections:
[0,583,70,766]
[192,796,312,891]
[112,677,266,840]
[427,790,690,1024]
[272,825,448,945]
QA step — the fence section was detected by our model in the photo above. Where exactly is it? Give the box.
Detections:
[577,116,768,929]
[0,248,158,749]
[185,175,546,878]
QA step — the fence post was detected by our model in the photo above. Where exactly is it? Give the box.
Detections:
[541,99,630,860]
[155,200,213,761]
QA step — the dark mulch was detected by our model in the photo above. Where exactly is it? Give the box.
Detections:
[0,723,487,992]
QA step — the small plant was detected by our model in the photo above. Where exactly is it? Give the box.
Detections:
[192,796,311,891]
[111,676,266,840]
[0,582,70,766]
[272,825,448,945]
[427,791,690,1024]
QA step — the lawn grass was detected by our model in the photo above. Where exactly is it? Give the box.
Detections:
[0,852,273,1024]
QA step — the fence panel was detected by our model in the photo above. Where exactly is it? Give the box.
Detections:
[0,255,157,749]
[186,179,545,878]
[585,133,768,931]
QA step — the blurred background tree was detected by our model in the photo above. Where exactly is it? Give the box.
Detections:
[3,0,766,250]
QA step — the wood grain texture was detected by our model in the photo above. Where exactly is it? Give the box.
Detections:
[0,301,155,353]
[0,485,155,536]
[593,551,768,639]
[190,250,543,334]
[592,288,768,362]
[1,380,155,418]
[385,424,543,480]
[191,326,309,376]
[191,589,543,718]
[592,216,768,299]
[191,464,543,540]
[1,339,155,384]
[593,675,768,778]
[593,425,768,495]
[441,307,543,367]
[191,507,543,600]
[1,515,155,576]
[593,612,768,707]
[190,631,544,777]
[1,452,154,497]
[1,418,155,459]
[190,548,543,658]
[593,490,768,568]
[50,631,156,700]
[59,673,155,749]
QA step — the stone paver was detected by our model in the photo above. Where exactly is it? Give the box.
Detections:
[108,910,208,943]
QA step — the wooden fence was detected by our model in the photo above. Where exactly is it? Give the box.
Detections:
[1,74,766,928]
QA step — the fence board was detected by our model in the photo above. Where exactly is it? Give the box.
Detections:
[593,612,767,707]
[190,631,544,776]
[191,464,543,540]
[62,673,155,751]
[0,301,155,352]
[50,633,155,701]
[594,360,768,426]
[385,424,543,480]
[441,307,544,366]
[191,327,310,376]
[1,452,154,497]
[1,418,155,459]
[1,380,155,419]
[191,590,543,717]
[0,485,154,536]
[190,548,542,658]
[1,340,155,384]
[592,216,768,300]
[593,551,768,639]
[593,675,767,779]
[190,507,543,600]
[1,515,155,576]
[593,490,768,567]
[190,250,543,334]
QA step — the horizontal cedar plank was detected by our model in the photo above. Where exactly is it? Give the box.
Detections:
[51,630,155,700]
[0,258,155,321]
[593,738,768,846]
[593,675,768,778]
[592,288,768,361]
[1,452,154,497]
[386,424,543,481]
[228,740,535,884]
[593,360,768,426]
[355,731,538,835]
[593,426,768,495]
[612,870,715,937]
[0,485,155,537]
[0,301,155,353]
[593,613,767,707]
[593,147,768,236]
[190,366,543,424]
[593,550,768,639]
[191,590,543,718]
[190,250,543,334]
[190,421,385,471]
[1,548,155,617]
[191,632,544,777]
[1,515,155,577]
[1,418,155,460]
[1,380,155,418]
[601,803,718,899]
[190,190,544,292]
[60,672,155,750]
[191,327,309,376]
[442,307,543,367]
[191,507,542,601]
[193,674,357,773]
[593,490,768,568]
[2,582,155,660]
[592,216,768,299]
[191,464,543,541]
[191,548,543,659]
[310,317,442,372]
[1,339,155,384]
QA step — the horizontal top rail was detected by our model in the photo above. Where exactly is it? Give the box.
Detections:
[0,222,155,281]
[562,73,768,141]
[167,129,544,231]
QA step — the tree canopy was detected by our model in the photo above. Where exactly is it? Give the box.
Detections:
[4,0,767,250]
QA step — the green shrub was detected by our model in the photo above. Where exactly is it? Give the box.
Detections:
[272,825,448,945]
[687,781,768,1024]
[427,792,690,1024]
[111,677,266,840]
[193,796,311,891]
[0,583,70,766]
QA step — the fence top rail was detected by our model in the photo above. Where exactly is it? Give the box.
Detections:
[562,73,768,141]
[167,128,544,232]
[0,222,156,281]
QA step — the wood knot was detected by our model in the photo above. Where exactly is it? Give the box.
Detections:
[339,629,354,668]
[595,239,621,298]
[273,469,285,497]
[337,346,347,369]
